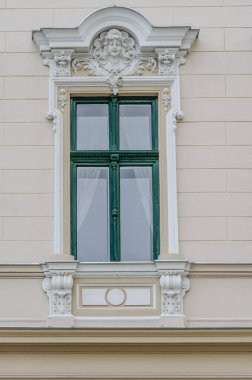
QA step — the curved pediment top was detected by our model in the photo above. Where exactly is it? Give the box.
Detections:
[32,6,199,54]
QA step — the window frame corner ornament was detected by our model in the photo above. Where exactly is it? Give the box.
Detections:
[58,88,68,112]
[161,87,171,113]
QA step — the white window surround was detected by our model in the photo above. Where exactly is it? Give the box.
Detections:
[33,6,199,257]
[33,7,199,328]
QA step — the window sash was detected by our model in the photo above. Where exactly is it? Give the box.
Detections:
[70,96,159,262]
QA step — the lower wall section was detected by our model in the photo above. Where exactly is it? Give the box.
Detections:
[0,263,252,328]
[0,329,252,379]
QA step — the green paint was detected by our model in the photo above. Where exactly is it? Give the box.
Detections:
[70,96,159,261]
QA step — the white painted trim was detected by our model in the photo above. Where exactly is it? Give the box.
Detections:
[48,75,181,256]
[0,318,47,328]
[33,6,198,258]
[32,6,198,53]
[2,317,252,329]
[74,316,186,328]
[187,319,252,328]
[76,282,157,310]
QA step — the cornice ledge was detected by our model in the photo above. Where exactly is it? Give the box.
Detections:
[0,329,252,354]
[32,7,199,55]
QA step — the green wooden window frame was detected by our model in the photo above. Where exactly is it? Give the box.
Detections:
[70,96,160,261]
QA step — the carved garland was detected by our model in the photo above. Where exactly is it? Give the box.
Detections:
[51,28,184,102]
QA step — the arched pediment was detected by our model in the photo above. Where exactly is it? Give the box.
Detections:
[32,6,198,54]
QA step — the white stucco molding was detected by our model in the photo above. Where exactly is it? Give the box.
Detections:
[42,261,78,327]
[32,6,198,53]
[156,260,190,327]
[33,7,199,256]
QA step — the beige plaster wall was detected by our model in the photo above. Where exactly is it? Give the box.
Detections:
[0,0,252,264]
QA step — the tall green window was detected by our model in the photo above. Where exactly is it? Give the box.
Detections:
[70,96,159,262]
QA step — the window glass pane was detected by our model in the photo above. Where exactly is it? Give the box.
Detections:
[119,104,152,150]
[77,167,109,262]
[76,104,109,150]
[120,167,153,261]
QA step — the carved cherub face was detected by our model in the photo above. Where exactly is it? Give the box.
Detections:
[107,38,122,58]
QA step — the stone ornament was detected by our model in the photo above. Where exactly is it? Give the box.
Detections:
[42,262,77,327]
[160,272,190,315]
[58,88,67,112]
[42,274,73,316]
[156,48,186,76]
[72,28,156,95]
[161,88,171,113]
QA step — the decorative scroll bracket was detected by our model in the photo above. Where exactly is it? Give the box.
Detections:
[156,260,190,327]
[42,261,78,327]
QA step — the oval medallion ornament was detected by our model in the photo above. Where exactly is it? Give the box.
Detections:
[105,288,126,306]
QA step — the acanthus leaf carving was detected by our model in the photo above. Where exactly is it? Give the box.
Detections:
[42,262,77,319]
[156,48,187,76]
[58,88,67,112]
[160,271,190,315]
[53,50,73,77]
[161,88,171,113]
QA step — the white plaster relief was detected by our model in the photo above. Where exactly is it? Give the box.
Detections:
[157,260,190,327]
[156,48,186,77]
[58,88,67,112]
[161,88,171,113]
[42,262,77,327]
[160,273,190,315]
[172,109,184,131]
[53,50,73,77]
[46,110,57,133]
[43,50,74,78]
[72,28,156,95]
[80,285,153,308]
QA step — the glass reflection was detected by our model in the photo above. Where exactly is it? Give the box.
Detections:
[76,104,109,150]
[120,167,153,261]
[77,167,109,262]
[119,104,152,150]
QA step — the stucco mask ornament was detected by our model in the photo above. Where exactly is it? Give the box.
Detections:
[72,28,156,95]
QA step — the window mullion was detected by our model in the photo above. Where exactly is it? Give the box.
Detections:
[152,160,160,260]
[110,155,120,262]
[110,96,119,150]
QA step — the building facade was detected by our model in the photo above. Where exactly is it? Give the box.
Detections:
[0,0,252,378]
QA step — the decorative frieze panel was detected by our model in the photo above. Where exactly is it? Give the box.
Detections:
[79,285,155,309]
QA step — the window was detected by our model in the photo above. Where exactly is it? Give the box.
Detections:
[70,96,159,262]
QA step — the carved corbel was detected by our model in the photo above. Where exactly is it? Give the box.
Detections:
[156,261,190,327]
[156,48,186,76]
[43,49,74,77]
[160,272,190,316]
[42,261,78,327]
[53,49,74,77]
